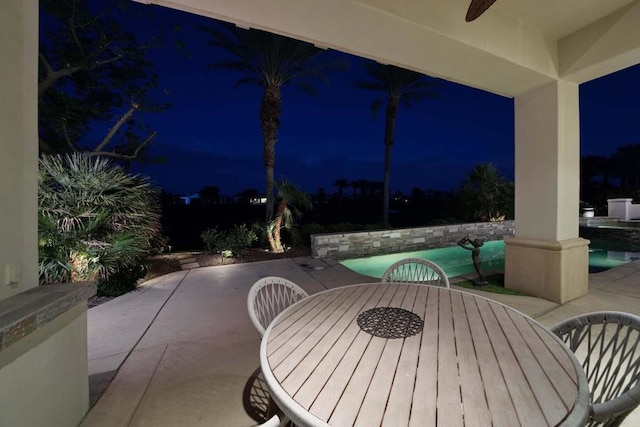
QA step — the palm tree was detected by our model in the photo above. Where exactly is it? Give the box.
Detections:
[202,24,340,222]
[580,155,610,203]
[267,179,312,253]
[38,153,161,289]
[610,144,640,190]
[355,62,438,223]
[199,185,220,205]
[333,178,349,198]
[459,163,514,221]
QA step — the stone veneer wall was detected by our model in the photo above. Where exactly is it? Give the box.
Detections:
[311,221,515,259]
[579,217,640,252]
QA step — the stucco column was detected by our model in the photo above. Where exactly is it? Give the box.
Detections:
[505,80,589,303]
[0,3,89,427]
[0,0,38,300]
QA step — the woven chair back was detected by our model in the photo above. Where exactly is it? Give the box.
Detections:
[552,311,640,426]
[248,276,309,336]
[381,257,450,288]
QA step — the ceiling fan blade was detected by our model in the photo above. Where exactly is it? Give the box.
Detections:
[466,0,497,22]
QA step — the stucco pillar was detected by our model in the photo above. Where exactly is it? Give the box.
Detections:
[0,2,89,427]
[0,0,38,300]
[505,80,589,303]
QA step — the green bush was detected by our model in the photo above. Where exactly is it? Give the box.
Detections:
[38,154,162,290]
[201,227,224,253]
[290,223,326,246]
[97,264,148,297]
[200,224,257,256]
[251,222,269,248]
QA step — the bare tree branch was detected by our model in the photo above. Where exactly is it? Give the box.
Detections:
[93,53,123,67]
[38,62,84,99]
[69,0,85,56]
[38,50,124,99]
[87,131,156,160]
[39,137,55,154]
[92,103,139,153]
[39,52,54,75]
[61,120,79,152]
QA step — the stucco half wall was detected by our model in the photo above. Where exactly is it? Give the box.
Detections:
[0,304,89,427]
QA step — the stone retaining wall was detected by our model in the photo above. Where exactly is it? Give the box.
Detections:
[579,217,640,251]
[311,221,515,259]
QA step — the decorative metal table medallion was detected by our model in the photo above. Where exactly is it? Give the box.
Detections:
[356,307,424,339]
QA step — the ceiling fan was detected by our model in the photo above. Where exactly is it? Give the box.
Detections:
[465,0,497,22]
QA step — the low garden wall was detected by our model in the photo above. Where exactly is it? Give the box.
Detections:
[608,198,640,221]
[311,220,515,259]
[579,217,640,251]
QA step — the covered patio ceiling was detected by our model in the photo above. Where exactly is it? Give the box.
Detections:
[139,0,640,96]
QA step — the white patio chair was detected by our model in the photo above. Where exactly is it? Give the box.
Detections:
[551,311,640,426]
[381,258,450,288]
[247,276,309,336]
[259,414,283,427]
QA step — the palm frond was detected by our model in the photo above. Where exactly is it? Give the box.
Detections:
[370,98,384,119]
[38,153,162,285]
[201,23,335,93]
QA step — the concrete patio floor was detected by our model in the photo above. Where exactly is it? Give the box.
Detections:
[81,256,640,426]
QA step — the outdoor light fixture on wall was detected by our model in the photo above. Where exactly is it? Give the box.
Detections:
[466,0,497,22]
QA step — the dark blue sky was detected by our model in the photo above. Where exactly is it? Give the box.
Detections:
[96,3,640,196]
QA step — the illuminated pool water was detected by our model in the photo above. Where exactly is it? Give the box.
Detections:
[340,239,640,279]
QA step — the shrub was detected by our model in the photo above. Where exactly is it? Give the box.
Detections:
[290,223,326,246]
[200,224,257,256]
[225,224,258,255]
[38,153,162,293]
[201,227,224,253]
[97,264,148,297]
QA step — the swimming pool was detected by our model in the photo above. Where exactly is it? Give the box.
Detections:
[340,239,640,279]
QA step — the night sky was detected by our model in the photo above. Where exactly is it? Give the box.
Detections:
[64,2,640,197]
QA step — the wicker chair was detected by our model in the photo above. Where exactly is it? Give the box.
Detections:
[247,276,309,336]
[381,258,450,288]
[551,311,640,426]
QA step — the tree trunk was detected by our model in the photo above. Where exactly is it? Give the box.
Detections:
[268,198,287,253]
[383,99,398,224]
[260,85,282,223]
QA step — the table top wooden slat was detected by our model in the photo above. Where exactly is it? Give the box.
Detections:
[262,283,589,427]
[460,293,521,426]
[274,285,367,383]
[527,315,580,383]
[268,288,346,355]
[475,297,548,426]
[281,284,381,395]
[492,303,571,424]
[436,288,465,427]
[295,285,391,410]
[409,286,440,427]
[381,285,429,426]
[310,285,403,423]
[508,311,579,410]
[327,285,410,426]
[450,291,492,427]
[510,314,578,412]
[355,285,420,427]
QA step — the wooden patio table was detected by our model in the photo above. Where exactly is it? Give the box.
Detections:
[260,283,590,427]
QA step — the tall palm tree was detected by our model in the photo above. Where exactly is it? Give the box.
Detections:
[202,24,339,222]
[355,62,438,223]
